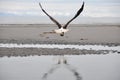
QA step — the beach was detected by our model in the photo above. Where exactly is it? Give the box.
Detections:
[0,24,120,44]
[0,24,120,57]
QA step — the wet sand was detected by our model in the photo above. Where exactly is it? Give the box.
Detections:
[0,24,120,57]
[1,47,119,57]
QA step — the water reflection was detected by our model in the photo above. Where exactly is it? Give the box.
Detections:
[0,54,120,80]
[42,56,82,80]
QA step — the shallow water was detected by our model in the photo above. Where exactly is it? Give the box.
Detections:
[0,53,120,80]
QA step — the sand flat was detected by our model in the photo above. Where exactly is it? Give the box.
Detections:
[0,24,120,44]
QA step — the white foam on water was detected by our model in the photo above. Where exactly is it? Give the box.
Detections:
[0,43,120,51]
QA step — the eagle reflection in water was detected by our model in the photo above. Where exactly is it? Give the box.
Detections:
[42,56,82,80]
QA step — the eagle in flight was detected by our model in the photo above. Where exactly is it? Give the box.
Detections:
[39,2,84,36]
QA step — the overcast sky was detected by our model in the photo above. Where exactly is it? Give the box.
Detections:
[0,0,120,24]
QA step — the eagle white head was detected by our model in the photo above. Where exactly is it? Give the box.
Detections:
[54,28,69,36]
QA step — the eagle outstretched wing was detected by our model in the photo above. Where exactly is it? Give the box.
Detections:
[63,2,84,29]
[39,3,62,29]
